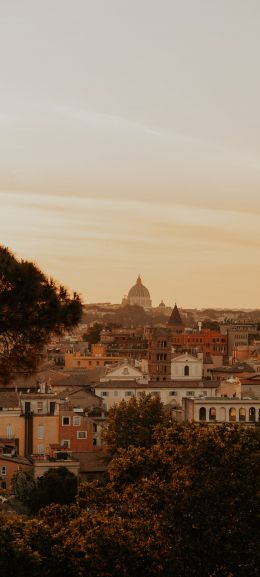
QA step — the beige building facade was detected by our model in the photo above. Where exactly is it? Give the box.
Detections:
[183,396,260,424]
[171,352,203,380]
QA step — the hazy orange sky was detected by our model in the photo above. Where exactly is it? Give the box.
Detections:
[1,1,260,308]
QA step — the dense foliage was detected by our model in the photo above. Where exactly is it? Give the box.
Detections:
[0,246,82,382]
[12,467,78,514]
[83,322,103,346]
[102,393,170,455]
[1,423,259,576]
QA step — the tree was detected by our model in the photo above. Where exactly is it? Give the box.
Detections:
[11,469,35,512]
[79,423,260,577]
[0,424,259,576]
[102,393,170,456]
[0,246,82,382]
[202,319,220,331]
[114,304,147,327]
[29,467,78,514]
[104,423,260,577]
[83,322,103,346]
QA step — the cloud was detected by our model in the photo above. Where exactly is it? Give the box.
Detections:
[1,189,259,307]
[1,191,259,252]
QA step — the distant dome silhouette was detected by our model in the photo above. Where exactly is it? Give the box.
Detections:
[128,275,150,299]
[126,275,152,309]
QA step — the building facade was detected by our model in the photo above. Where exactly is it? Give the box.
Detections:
[147,326,172,381]
[183,397,260,424]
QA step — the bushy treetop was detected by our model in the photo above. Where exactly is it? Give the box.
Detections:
[0,246,82,382]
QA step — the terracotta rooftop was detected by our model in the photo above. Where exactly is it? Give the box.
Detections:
[73,451,107,473]
[212,362,255,373]
[95,379,217,389]
[0,391,21,409]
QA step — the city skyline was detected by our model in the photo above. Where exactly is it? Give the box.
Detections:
[1,1,260,307]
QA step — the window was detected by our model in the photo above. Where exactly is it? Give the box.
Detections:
[93,438,97,446]
[114,391,118,396]
[73,415,81,426]
[77,431,87,439]
[62,416,70,426]
[186,391,195,396]
[38,444,44,454]
[209,407,216,421]
[101,391,109,397]
[125,391,132,396]
[229,408,236,422]
[37,425,44,439]
[239,408,246,422]
[249,407,256,422]
[25,401,31,414]
[184,365,189,376]
[199,407,206,421]
[7,424,13,438]
[93,423,98,433]
[37,401,43,414]
[61,440,70,448]
[1,466,6,475]
[49,402,56,415]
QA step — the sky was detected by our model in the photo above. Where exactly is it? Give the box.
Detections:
[0,0,260,308]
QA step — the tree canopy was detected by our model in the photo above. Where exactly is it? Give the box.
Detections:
[83,322,103,346]
[1,423,259,577]
[12,466,78,514]
[102,393,170,455]
[0,246,82,382]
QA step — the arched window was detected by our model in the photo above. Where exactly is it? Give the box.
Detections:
[199,407,206,421]
[249,407,256,422]
[229,408,236,422]
[184,365,189,376]
[239,408,246,422]
[219,407,226,421]
[209,407,216,421]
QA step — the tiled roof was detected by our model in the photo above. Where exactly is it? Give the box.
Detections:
[0,391,20,409]
[168,304,184,326]
[212,362,255,373]
[72,451,107,472]
[95,379,217,389]
[0,455,31,465]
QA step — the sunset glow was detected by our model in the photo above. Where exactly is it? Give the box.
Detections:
[1,1,260,307]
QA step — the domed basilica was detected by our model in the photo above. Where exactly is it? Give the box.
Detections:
[123,275,152,310]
